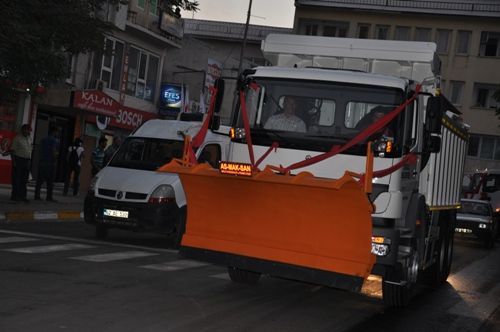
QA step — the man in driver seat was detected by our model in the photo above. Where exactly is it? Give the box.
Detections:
[264,96,307,133]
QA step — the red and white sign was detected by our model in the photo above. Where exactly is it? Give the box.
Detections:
[74,90,157,131]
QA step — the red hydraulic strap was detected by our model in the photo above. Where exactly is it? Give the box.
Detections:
[357,153,418,184]
[191,86,218,149]
[283,85,422,173]
[255,141,279,168]
[239,88,256,167]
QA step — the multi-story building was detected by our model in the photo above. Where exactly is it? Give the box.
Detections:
[294,0,500,171]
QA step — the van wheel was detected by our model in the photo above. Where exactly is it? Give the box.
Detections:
[96,224,108,240]
[172,208,186,249]
[227,267,261,284]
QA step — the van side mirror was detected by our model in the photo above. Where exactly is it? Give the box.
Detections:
[426,96,443,135]
[214,78,225,114]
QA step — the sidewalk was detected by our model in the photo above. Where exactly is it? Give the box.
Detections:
[0,182,84,222]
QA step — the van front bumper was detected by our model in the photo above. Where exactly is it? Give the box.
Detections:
[84,192,180,233]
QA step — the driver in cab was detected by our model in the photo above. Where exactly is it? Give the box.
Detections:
[264,96,307,133]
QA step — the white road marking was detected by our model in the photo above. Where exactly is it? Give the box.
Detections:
[0,236,39,244]
[210,273,230,280]
[141,259,209,271]
[72,251,158,262]
[34,212,58,220]
[6,243,95,253]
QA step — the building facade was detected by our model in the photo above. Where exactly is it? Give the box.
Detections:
[294,0,500,172]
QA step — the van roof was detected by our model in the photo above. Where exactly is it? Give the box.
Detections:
[132,119,202,140]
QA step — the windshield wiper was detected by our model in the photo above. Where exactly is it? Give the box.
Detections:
[304,134,350,142]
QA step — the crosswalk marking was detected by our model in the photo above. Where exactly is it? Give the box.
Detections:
[72,251,158,262]
[141,259,209,271]
[0,236,38,244]
[5,243,95,253]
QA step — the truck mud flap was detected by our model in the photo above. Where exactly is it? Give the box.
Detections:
[160,162,376,285]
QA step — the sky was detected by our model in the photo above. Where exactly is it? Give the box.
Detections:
[181,0,295,28]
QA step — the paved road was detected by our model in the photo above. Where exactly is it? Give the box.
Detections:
[0,221,499,332]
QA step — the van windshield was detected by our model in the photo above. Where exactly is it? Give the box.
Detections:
[109,137,184,171]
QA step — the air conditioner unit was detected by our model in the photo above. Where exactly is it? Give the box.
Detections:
[95,79,106,90]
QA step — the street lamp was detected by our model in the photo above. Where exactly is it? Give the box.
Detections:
[237,0,253,75]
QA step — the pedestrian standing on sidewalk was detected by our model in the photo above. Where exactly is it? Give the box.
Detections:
[34,126,60,202]
[63,137,84,196]
[104,136,121,165]
[2,124,32,202]
[91,137,107,176]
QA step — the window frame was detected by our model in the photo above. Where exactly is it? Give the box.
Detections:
[436,29,451,54]
[456,30,472,55]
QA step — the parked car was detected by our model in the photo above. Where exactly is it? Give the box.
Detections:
[456,199,498,248]
[83,118,229,248]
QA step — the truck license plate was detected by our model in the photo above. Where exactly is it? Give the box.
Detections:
[103,208,129,218]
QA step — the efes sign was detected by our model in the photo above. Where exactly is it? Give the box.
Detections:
[160,83,182,109]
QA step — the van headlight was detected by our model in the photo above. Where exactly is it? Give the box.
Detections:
[89,176,98,192]
[149,185,175,204]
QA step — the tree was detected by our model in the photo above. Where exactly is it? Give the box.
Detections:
[0,0,198,96]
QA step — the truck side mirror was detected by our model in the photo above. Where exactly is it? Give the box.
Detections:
[426,96,443,135]
[428,135,441,153]
[214,78,225,114]
[210,114,220,131]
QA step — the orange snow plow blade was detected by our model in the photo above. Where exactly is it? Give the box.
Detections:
[159,161,375,290]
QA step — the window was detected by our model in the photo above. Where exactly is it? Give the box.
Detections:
[375,25,390,40]
[322,22,349,37]
[394,26,411,41]
[149,0,158,15]
[449,81,465,105]
[436,29,451,54]
[468,135,500,160]
[126,47,159,101]
[137,0,145,10]
[415,28,432,42]
[198,144,222,168]
[357,24,370,39]
[99,37,124,90]
[305,24,318,36]
[456,30,472,55]
[473,83,500,109]
[479,31,500,57]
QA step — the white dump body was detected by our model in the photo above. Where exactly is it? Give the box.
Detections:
[262,33,440,84]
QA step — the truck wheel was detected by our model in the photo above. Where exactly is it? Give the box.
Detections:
[96,224,108,240]
[441,211,455,282]
[383,251,418,307]
[172,208,186,249]
[227,267,261,285]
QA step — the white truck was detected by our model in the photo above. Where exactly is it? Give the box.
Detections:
[164,34,470,307]
[83,118,228,247]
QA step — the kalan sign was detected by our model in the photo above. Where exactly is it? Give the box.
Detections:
[159,84,182,109]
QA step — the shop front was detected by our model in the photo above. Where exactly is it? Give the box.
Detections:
[72,90,158,192]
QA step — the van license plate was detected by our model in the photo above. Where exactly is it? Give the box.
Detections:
[103,209,129,218]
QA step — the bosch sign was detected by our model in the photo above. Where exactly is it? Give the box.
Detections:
[160,83,182,109]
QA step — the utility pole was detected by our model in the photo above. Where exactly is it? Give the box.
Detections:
[237,0,253,75]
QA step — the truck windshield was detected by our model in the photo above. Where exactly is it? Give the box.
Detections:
[109,137,184,171]
[234,78,405,156]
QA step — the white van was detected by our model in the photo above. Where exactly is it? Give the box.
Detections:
[83,118,229,247]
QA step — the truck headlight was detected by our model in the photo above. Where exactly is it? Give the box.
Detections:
[149,185,175,204]
[371,236,391,256]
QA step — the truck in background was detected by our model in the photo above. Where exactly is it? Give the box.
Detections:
[162,34,470,307]
[84,117,229,247]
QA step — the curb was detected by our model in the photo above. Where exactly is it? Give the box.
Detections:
[1,211,83,222]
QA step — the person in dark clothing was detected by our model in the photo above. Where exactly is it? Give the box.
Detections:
[91,137,107,176]
[63,137,84,196]
[35,127,60,202]
[3,124,32,202]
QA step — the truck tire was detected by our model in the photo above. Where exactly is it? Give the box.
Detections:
[172,208,186,249]
[96,224,108,240]
[227,267,261,285]
[440,210,455,282]
[383,250,418,307]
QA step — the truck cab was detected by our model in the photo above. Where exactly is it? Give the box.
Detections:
[84,119,229,247]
